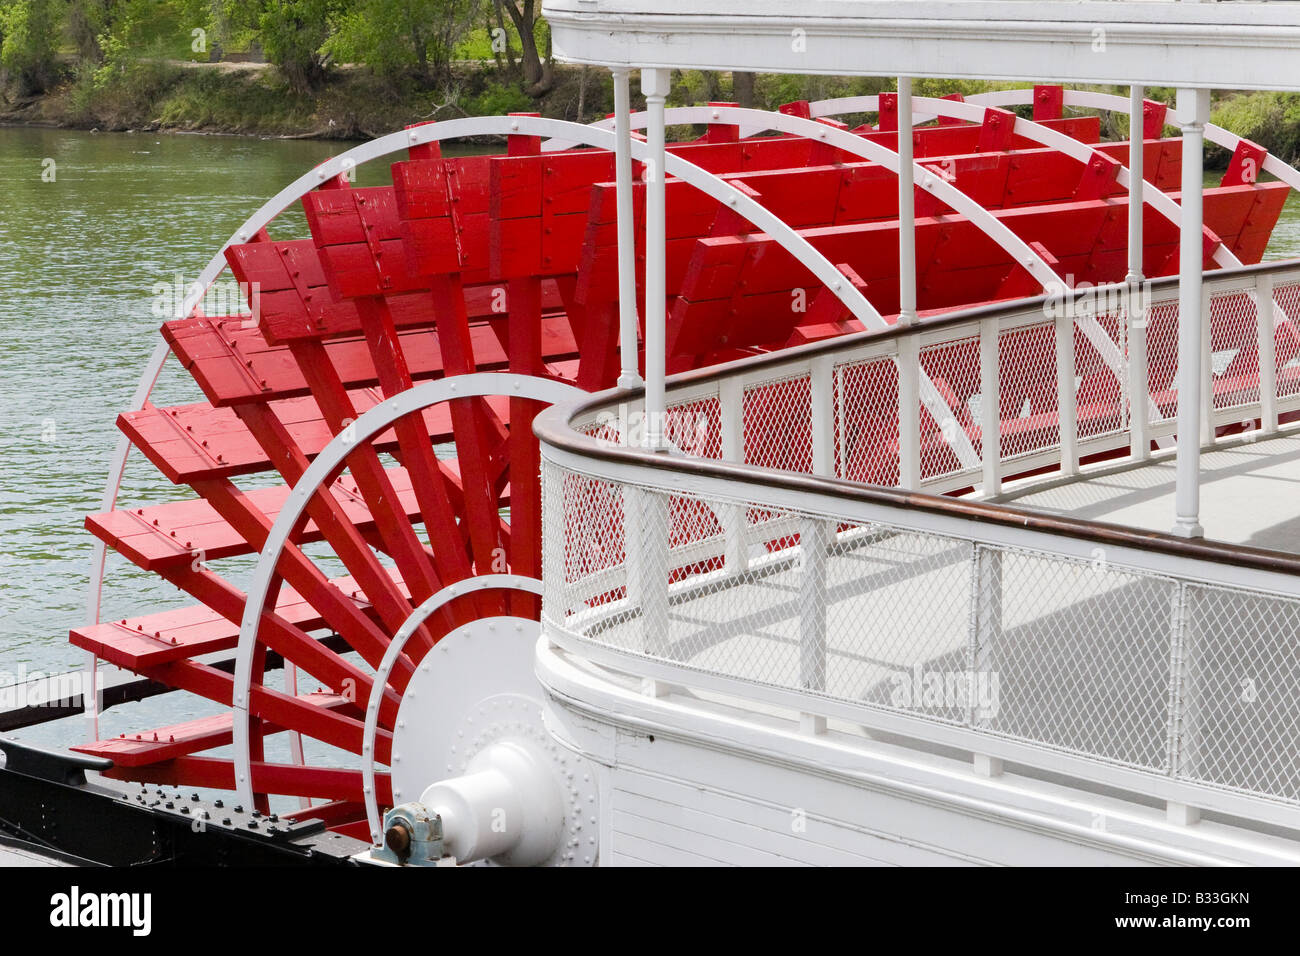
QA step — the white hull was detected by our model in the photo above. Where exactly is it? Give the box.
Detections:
[538,641,1300,866]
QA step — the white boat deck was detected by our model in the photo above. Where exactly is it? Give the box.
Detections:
[1001,432,1300,555]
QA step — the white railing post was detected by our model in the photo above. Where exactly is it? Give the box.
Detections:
[720,376,749,573]
[969,543,1003,776]
[1173,88,1209,539]
[1127,85,1150,462]
[1056,311,1078,476]
[811,356,834,477]
[798,518,830,698]
[1165,582,1200,824]
[642,67,671,449]
[800,357,834,732]
[1129,288,1151,462]
[1201,286,1215,446]
[623,452,645,602]
[612,67,642,389]
[1258,273,1278,435]
[980,317,1001,497]
[898,340,921,488]
[627,482,670,697]
[896,77,921,490]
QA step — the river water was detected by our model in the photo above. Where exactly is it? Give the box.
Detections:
[1,126,1298,749]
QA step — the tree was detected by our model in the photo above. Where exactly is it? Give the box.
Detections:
[227,0,332,94]
[0,0,60,96]
[492,0,552,98]
[327,0,482,87]
[67,0,112,64]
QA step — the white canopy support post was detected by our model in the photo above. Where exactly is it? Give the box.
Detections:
[896,77,921,489]
[642,67,671,450]
[1056,308,1078,477]
[612,67,642,389]
[1173,88,1210,539]
[897,78,918,328]
[1126,86,1145,286]
[1128,85,1150,462]
[1258,272,1279,435]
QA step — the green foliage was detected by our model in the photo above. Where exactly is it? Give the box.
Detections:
[325,0,482,85]
[460,76,532,116]
[0,0,60,95]
[456,24,507,60]
[1212,91,1300,166]
[249,0,332,93]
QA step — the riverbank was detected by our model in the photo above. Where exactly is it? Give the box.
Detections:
[0,64,1002,142]
[0,61,554,139]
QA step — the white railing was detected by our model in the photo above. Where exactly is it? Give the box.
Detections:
[537,260,1300,829]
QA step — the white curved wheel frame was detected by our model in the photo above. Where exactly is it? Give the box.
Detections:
[230,372,584,806]
[359,573,544,845]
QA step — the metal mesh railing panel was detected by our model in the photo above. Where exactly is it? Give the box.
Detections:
[919,335,982,480]
[997,320,1060,460]
[743,372,813,474]
[834,355,900,485]
[979,547,1175,770]
[1181,584,1300,802]
[1074,309,1128,441]
[665,392,722,459]
[1274,281,1300,400]
[1208,288,1261,414]
[1144,295,1181,425]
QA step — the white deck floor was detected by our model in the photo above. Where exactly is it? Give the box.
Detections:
[1000,433,1300,555]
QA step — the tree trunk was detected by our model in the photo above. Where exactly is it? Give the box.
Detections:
[733,71,756,109]
[492,0,518,73]
[501,0,555,98]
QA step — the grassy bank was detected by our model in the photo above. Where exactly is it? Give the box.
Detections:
[0,61,1022,141]
[1,59,547,137]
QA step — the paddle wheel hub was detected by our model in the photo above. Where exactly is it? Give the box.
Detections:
[376,616,598,866]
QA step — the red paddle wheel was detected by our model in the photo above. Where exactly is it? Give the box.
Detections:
[67,94,1291,847]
